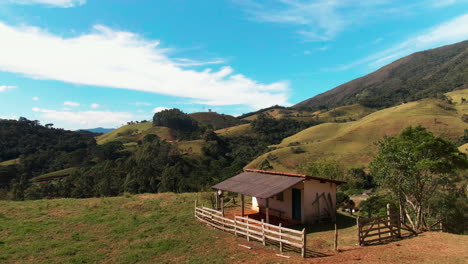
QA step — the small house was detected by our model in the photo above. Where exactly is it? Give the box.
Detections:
[212,169,346,224]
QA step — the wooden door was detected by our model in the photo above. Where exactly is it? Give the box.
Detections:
[292,188,301,220]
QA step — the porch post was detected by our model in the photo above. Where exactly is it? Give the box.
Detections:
[241,194,245,217]
[221,193,224,217]
[266,198,270,224]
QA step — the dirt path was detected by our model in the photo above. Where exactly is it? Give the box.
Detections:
[229,232,468,264]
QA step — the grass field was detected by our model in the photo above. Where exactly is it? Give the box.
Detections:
[175,140,205,155]
[1,193,466,264]
[96,123,173,145]
[247,94,468,172]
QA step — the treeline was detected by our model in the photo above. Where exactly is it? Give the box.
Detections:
[2,110,321,200]
[0,118,97,187]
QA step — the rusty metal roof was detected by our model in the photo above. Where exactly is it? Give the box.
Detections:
[212,171,304,199]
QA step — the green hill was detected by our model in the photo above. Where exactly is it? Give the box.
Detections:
[96,122,173,144]
[295,40,468,109]
[248,90,468,172]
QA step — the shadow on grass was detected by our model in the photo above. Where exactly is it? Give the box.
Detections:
[300,212,357,234]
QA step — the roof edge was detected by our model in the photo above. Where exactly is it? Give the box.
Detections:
[244,169,347,185]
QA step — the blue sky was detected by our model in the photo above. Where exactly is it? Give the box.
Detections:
[0,0,467,130]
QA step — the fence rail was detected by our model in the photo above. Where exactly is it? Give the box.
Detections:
[194,201,307,257]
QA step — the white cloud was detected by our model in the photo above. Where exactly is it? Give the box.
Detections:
[32,107,132,129]
[0,22,290,109]
[235,0,403,42]
[152,107,170,113]
[328,13,468,71]
[0,85,17,92]
[32,96,39,101]
[63,101,80,107]
[133,102,152,106]
[90,103,99,109]
[6,0,86,8]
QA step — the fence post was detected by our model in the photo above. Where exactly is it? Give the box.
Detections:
[246,216,250,242]
[234,218,237,236]
[302,228,306,258]
[397,213,402,238]
[279,223,283,252]
[261,219,266,246]
[334,223,338,251]
[357,216,361,246]
[194,200,198,217]
[387,203,392,238]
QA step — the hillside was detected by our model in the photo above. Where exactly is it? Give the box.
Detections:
[294,40,468,109]
[189,112,244,130]
[0,194,466,264]
[248,90,468,172]
[242,105,374,123]
[96,122,174,144]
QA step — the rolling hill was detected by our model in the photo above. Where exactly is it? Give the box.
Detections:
[96,122,174,144]
[294,40,468,109]
[247,89,468,172]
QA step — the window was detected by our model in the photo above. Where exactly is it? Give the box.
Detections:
[276,192,284,201]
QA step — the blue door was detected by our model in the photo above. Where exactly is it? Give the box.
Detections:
[292,189,301,220]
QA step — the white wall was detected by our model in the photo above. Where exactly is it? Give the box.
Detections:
[303,180,337,223]
[252,179,337,224]
[252,182,304,221]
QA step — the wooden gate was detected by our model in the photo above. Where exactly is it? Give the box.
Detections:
[357,212,401,245]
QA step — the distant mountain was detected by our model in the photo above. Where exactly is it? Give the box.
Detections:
[78,127,114,134]
[294,40,468,109]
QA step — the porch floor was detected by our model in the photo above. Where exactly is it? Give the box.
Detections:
[223,206,300,228]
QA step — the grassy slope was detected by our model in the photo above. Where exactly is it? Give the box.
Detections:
[0,158,20,166]
[30,168,78,182]
[175,140,205,155]
[247,93,468,172]
[96,123,173,145]
[215,123,255,137]
[1,194,466,264]
[241,105,374,123]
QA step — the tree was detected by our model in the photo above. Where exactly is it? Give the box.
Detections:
[370,126,467,231]
[299,159,346,180]
[152,108,198,132]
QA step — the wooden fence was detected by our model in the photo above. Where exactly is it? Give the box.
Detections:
[194,201,307,257]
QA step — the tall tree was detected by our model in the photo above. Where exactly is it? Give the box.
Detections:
[370,126,467,231]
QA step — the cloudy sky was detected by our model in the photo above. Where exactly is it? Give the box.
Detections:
[0,0,467,129]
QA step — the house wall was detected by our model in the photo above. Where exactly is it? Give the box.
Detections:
[303,180,337,224]
[252,182,304,221]
[252,179,337,224]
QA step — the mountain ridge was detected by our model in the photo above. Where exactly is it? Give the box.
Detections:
[294,40,468,109]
